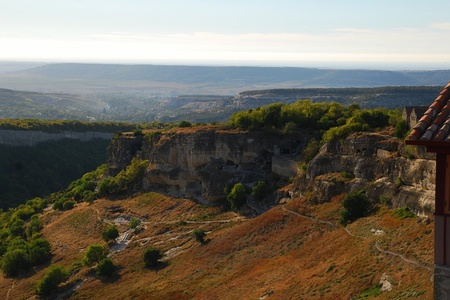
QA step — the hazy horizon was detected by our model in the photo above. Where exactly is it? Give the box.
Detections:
[2,1,450,70]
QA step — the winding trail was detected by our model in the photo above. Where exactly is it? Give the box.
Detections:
[281,206,335,228]
[281,205,432,272]
[375,241,432,271]
[5,280,16,300]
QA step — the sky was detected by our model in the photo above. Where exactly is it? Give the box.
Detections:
[1,0,450,69]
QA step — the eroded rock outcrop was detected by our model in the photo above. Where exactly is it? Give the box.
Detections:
[302,130,435,214]
[107,126,315,205]
[107,126,436,214]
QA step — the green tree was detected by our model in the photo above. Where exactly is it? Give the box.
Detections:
[62,199,76,210]
[27,238,51,265]
[395,119,409,138]
[143,247,163,268]
[26,214,42,238]
[178,120,192,128]
[8,216,25,237]
[84,244,108,266]
[35,265,69,296]
[102,225,119,243]
[193,228,206,244]
[226,183,246,211]
[1,248,30,276]
[96,257,116,277]
[340,190,371,225]
[251,180,272,201]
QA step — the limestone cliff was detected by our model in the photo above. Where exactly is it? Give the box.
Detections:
[301,129,435,214]
[107,126,315,205]
[107,126,436,214]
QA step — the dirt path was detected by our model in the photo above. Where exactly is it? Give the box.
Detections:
[282,206,335,228]
[5,280,16,300]
[374,240,432,271]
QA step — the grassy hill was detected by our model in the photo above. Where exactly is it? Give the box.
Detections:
[0,192,433,299]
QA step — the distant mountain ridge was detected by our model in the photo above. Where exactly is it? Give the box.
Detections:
[17,63,450,87]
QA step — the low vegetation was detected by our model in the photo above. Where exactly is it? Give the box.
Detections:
[35,264,69,296]
[143,247,163,268]
[340,189,372,225]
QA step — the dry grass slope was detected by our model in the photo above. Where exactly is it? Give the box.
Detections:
[0,192,433,299]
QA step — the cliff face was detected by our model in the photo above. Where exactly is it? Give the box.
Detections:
[107,127,436,214]
[107,127,315,205]
[0,130,113,146]
[303,130,435,214]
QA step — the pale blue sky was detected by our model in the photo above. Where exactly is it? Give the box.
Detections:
[1,0,450,69]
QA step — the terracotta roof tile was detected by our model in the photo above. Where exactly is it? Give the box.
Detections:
[407,81,450,143]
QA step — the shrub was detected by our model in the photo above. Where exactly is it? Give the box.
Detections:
[26,214,42,238]
[129,217,141,229]
[392,206,416,219]
[395,119,409,138]
[251,180,272,201]
[84,244,108,266]
[8,217,25,236]
[62,199,76,210]
[1,248,30,276]
[193,228,206,244]
[143,247,163,268]
[96,257,116,277]
[301,139,320,163]
[102,225,119,243]
[27,238,51,265]
[133,128,143,136]
[35,265,69,296]
[226,183,247,211]
[178,120,192,128]
[340,190,371,225]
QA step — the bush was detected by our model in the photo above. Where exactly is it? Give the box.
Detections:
[193,228,206,244]
[84,244,108,266]
[251,180,272,201]
[178,120,192,128]
[26,214,42,238]
[301,139,320,163]
[27,238,51,265]
[35,265,69,296]
[62,199,76,210]
[340,190,371,225]
[392,206,416,219]
[226,183,247,211]
[129,217,141,229]
[96,257,116,277]
[102,225,119,243]
[143,247,163,268]
[1,248,30,276]
[395,119,409,138]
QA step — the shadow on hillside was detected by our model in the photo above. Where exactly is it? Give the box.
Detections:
[147,261,169,271]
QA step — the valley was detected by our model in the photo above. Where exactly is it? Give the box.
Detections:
[0,63,442,299]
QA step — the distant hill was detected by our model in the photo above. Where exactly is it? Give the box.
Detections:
[0,63,449,122]
[13,63,450,88]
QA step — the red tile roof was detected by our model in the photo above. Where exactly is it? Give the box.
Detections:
[407,82,450,143]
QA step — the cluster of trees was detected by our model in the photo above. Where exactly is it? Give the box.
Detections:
[225,180,273,211]
[50,158,148,211]
[228,100,403,143]
[0,118,136,133]
[0,197,52,277]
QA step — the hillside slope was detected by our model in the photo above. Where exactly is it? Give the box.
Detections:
[0,192,433,299]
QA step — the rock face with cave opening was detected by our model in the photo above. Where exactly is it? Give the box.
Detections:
[107,127,314,205]
[107,127,436,213]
